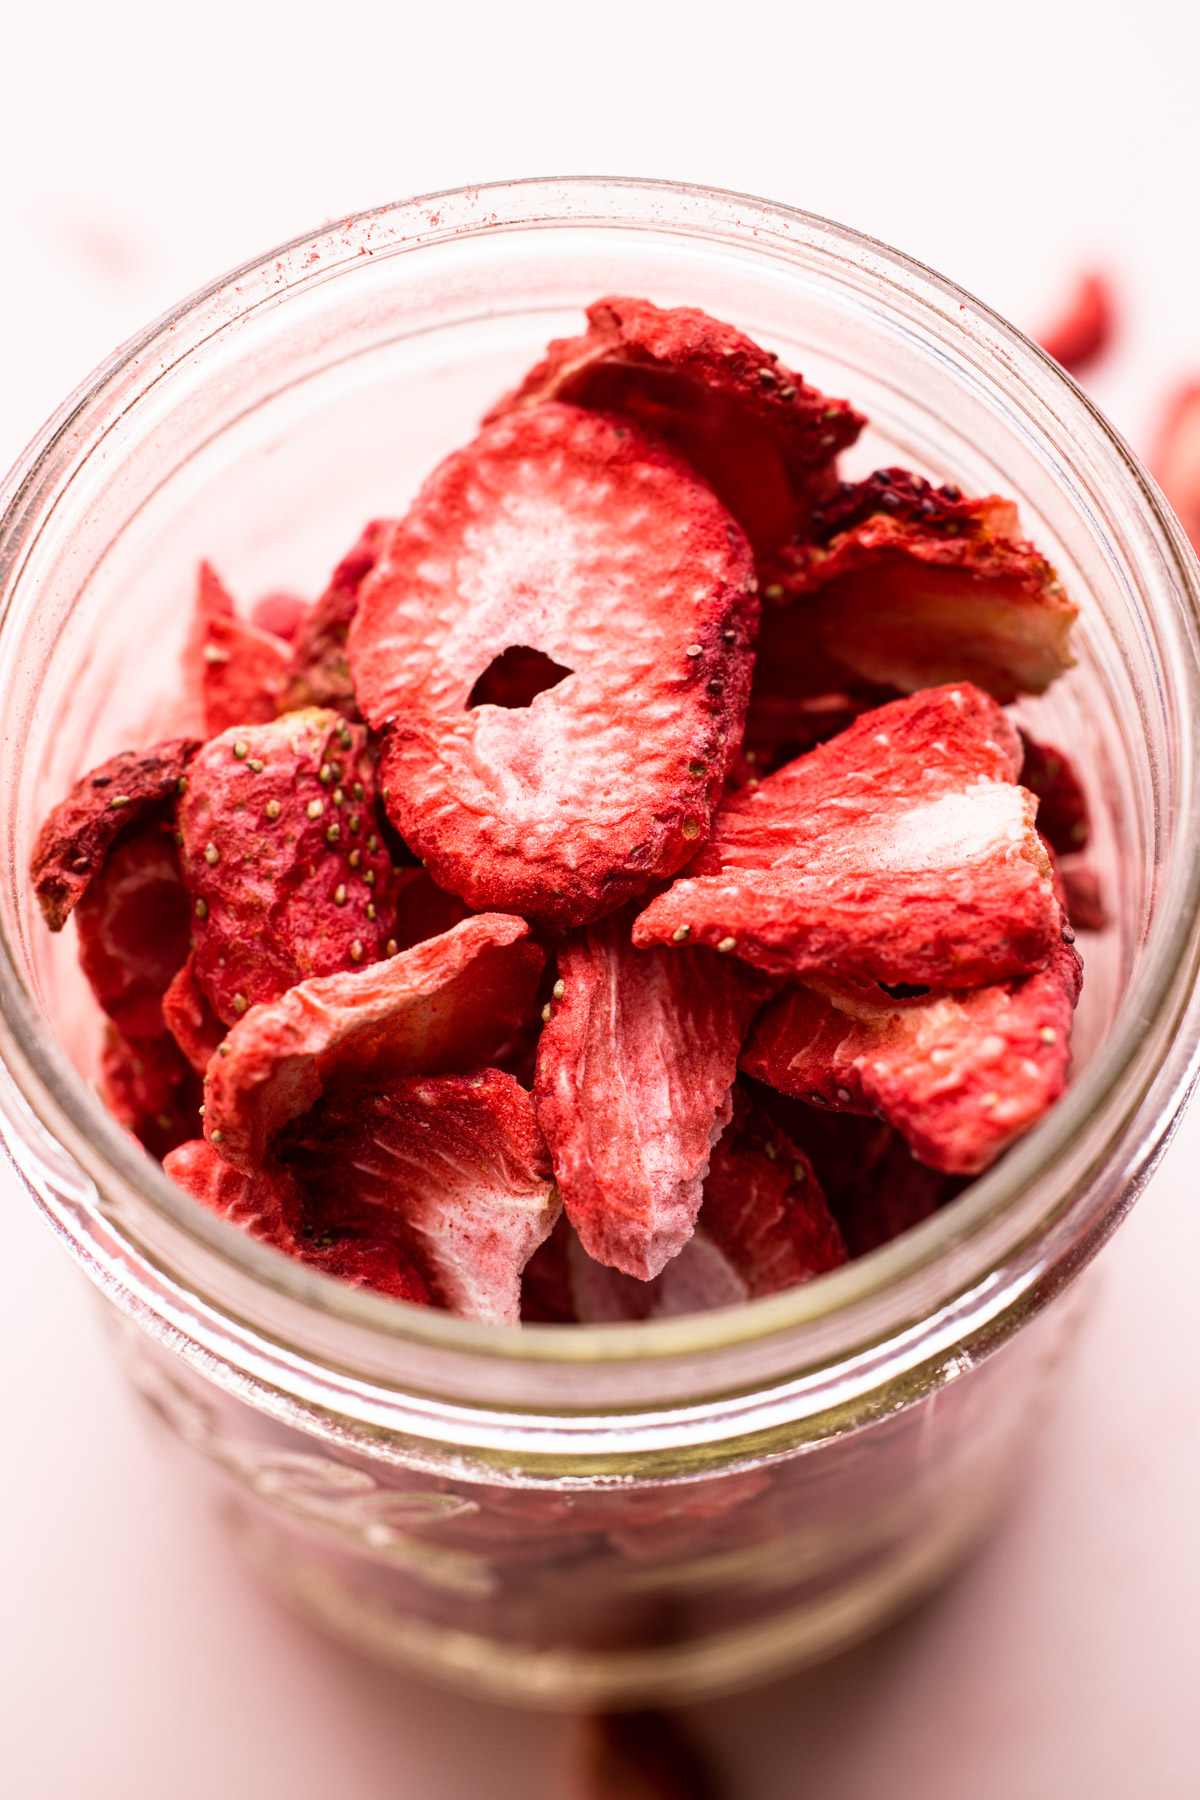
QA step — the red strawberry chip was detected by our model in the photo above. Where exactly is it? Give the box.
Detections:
[184,562,292,736]
[75,822,192,1038]
[162,954,227,1072]
[282,1070,558,1324]
[486,295,864,556]
[760,469,1077,701]
[699,1088,847,1294]
[534,909,772,1279]
[163,1136,303,1249]
[348,403,759,928]
[741,940,1082,1175]
[102,1025,203,1161]
[1018,731,1090,855]
[163,1138,430,1302]
[177,708,399,1025]
[634,684,1062,989]
[203,912,544,1170]
[1036,272,1116,377]
[283,519,395,718]
[31,737,199,931]
[832,1129,962,1257]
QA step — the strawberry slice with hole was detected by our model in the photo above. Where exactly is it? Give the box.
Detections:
[202,912,544,1171]
[177,708,399,1025]
[533,908,772,1280]
[759,469,1077,701]
[281,1069,558,1325]
[634,684,1063,989]
[31,738,199,931]
[348,403,758,929]
[741,940,1082,1175]
[485,295,864,556]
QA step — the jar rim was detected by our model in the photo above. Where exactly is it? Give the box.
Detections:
[3,174,1200,1410]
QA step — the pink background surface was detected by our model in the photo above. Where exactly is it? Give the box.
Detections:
[3,4,1200,1793]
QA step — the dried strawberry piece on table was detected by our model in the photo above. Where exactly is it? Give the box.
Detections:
[741,939,1082,1175]
[183,562,292,736]
[281,1070,558,1325]
[534,908,772,1279]
[163,1138,430,1302]
[282,519,395,718]
[486,295,864,557]
[162,954,227,1071]
[1153,381,1200,555]
[202,912,543,1170]
[566,1707,724,1800]
[1018,731,1090,855]
[75,822,192,1038]
[758,468,1077,701]
[634,684,1063,989]
[176,708,399,1025]
[102,1025,202,1160]
[31,737,199,931]
[1036,272,1116,377]
[348,403,759,928]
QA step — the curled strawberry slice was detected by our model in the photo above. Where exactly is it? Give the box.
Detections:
[348,403,758,929]
[635,684,1062,989]
[182,562,293,736]
[281,1069,558,1325]
[202,913,544,1171]
[31,737,199,931]
[486,294,864,556]
[534,909,772,1279]
[759,469,1077,702]
[741,940,1082,1175]
[102,1025,203,1161]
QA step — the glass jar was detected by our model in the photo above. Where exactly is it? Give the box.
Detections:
[1,178,1199,1709]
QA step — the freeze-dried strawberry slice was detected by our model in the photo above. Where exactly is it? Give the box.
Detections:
[741,940,1082,1175]
[520,1213,577,1323]
[349,403,758,929]
[759,469,1077,701]
[282,1070,558,1325]
[163,1138,431,1301]
[486,295,864,555]
[203,913,543,1170]
[250,591,309,643]
[183,562,292,736]
[699,1088,847,1293]
[534,909,772,1279]
[1154,381,1200,554]
[634,684,1062,989]
[102,1025,202,1160]
[1037,272,1116,377]
[1018,732,1090,855]
[75,822,191,1038]
[163,1137,304,1249]
[162,954,227,1072]
[1058,857,1108,932]
[177,708,398,1025]
[31,738,199,931]
[283,519,396,718]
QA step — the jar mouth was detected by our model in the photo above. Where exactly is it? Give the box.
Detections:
[3,174,1200,1387]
